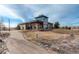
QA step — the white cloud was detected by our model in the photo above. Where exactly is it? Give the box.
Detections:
[4,22,17,27]
[1,4,79,27]
[0,5,25,22]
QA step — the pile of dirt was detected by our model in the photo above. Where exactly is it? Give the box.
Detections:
[0,39,8,54]
[0,32,10,54]
[0,32,10,39]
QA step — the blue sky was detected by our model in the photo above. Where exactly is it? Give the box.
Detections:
[1,4,79,27]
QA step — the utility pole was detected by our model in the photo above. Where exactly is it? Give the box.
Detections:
[8,18,10,32]
[0,20,1,34]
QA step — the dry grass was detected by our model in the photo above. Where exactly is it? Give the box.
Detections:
[53,29,79,35]
[21,29,79,53]
[21,30,69,40]
[21,29,79,41]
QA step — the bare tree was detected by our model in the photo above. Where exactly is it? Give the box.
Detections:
[54,22,60,29]
[0,17,3,33]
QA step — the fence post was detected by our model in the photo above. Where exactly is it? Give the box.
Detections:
[36,33,38,40]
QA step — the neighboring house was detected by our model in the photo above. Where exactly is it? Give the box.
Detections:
[17,15,53,31]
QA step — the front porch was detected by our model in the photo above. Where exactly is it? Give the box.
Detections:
[26,22,44,30]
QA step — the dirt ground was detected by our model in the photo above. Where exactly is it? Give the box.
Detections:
[21,29,79,54]
[6,30,53,54]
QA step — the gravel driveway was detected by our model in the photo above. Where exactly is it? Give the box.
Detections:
[6,30,54,54]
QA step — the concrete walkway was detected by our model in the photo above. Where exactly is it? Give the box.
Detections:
[6,30,53,54]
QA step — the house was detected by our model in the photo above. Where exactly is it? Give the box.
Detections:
[17,15,53,31]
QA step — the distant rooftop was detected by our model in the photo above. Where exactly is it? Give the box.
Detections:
[35,15,48,18]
